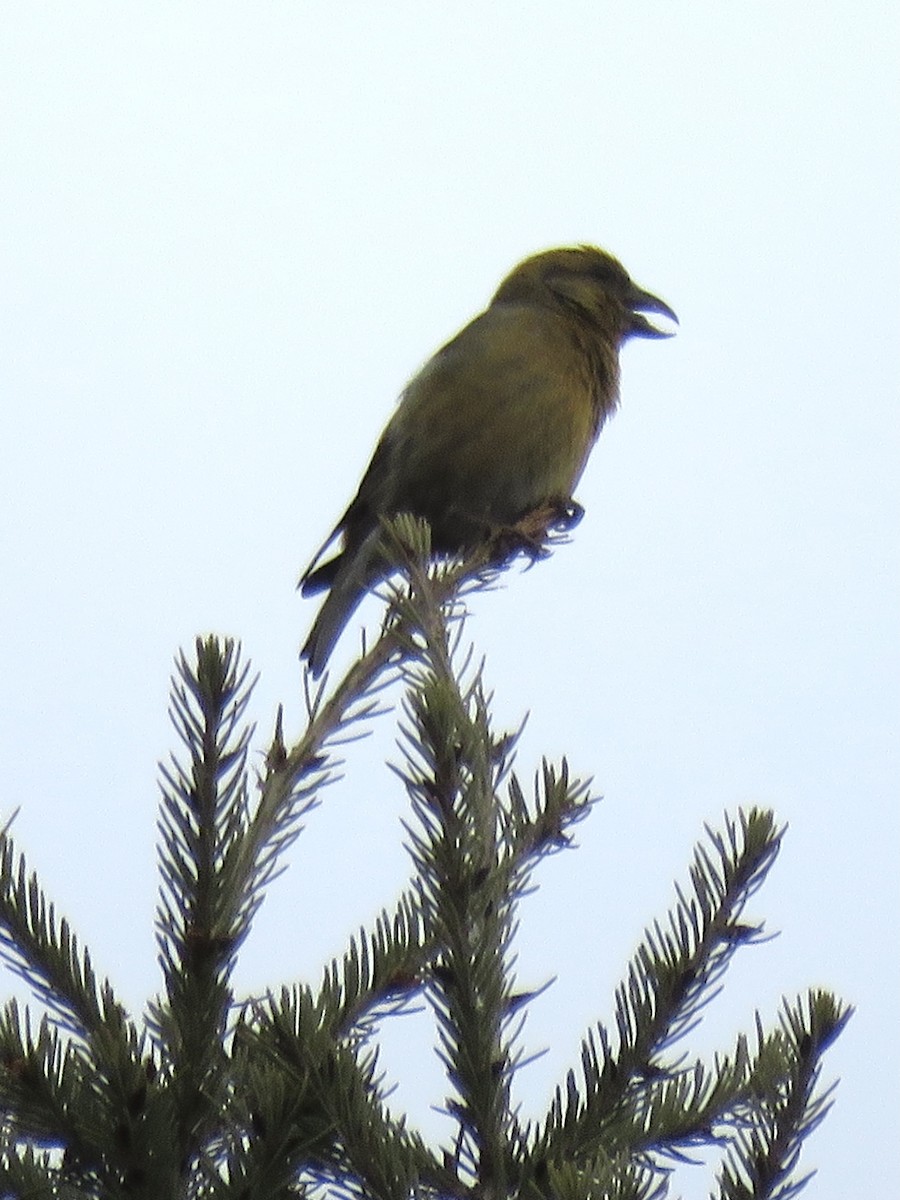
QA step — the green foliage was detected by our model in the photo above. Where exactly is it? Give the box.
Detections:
[0,524,849,1198]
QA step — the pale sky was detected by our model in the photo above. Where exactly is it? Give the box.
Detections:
[1,6,898,1197]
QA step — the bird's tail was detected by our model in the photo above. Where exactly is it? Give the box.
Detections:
[301,585,367,677]
[300,527,382,677]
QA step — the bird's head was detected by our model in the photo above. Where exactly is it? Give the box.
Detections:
[491,245,677,341]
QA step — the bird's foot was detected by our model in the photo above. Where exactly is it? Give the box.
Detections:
[490,497,585,563]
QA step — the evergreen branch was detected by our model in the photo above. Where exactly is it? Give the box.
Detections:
[218,888,432,1192]
[391,555,527,1196]
[527,810,782,1173]
[155,635,258,977]
[0,1131,91,1200]
[142,547,497,1190]
[0,833,130,1044]
[0,829,156,1189]
[0,1003,96,1161]
[198,1048,337,1198]
[278,512,528,821]
[313,889,430,1038]
[714,990,851,1200]
[623,1037,761,1163]
[0,1138,57,1200]
[1,997,180,1197]
[150,636,263,1178]
[527,1150,668,1200]
[225,880,449,1199]
[219,534,489,995]
[150,635,336,1185]
[306,1042,435,1200]
[498,761,596,900]
[229,989,453,1200]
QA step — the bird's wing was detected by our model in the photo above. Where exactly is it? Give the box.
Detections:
[298,433,395,594]
[377,304,598,525]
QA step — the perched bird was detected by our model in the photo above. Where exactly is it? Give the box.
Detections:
[300,245,676,675]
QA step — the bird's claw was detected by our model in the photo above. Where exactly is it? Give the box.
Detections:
[490,498,585,563]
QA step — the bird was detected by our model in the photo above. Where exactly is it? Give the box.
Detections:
[299,244,676,676]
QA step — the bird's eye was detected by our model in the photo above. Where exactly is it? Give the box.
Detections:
[588,261,626,288]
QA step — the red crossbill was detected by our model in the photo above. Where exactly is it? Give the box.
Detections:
[300,245,676,675]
